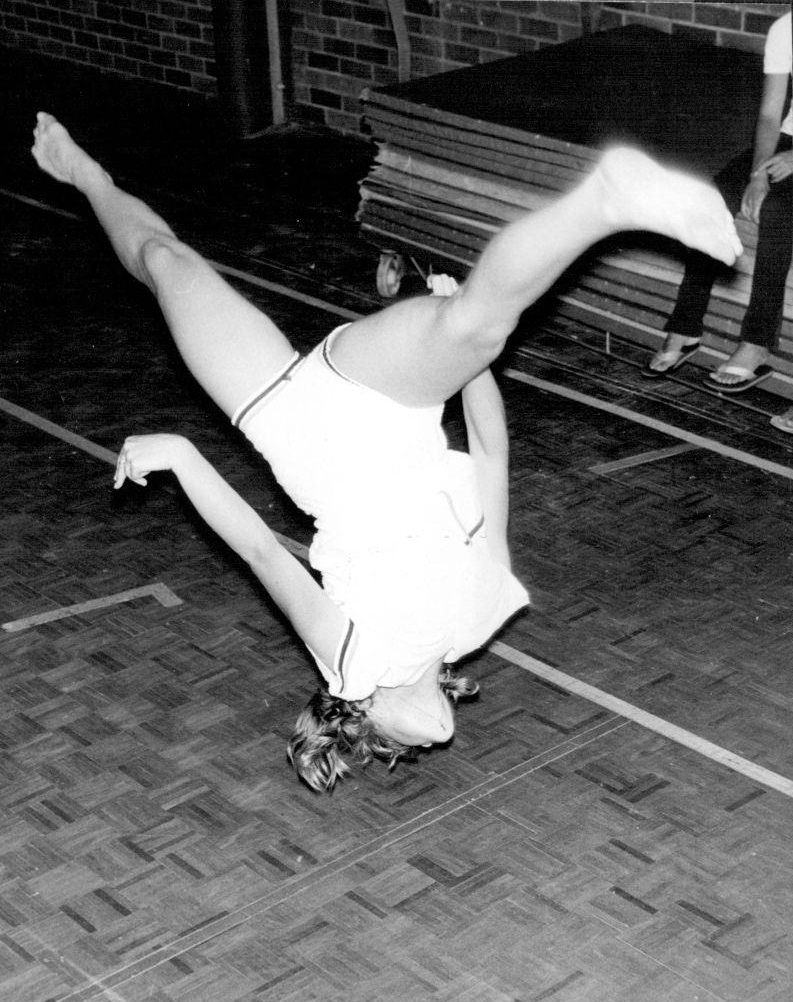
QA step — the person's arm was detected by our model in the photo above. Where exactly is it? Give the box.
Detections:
[742,73,789,222]
[460,368,511,569]
[114,433,347,666]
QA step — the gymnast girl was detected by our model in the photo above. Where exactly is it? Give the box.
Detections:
[31,113,741,791]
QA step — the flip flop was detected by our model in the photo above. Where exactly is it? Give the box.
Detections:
[770,410,793,433]
[705,363,773,394]
[640,339,701,380]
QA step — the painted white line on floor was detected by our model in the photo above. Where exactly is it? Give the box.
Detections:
[0,187,83,220]
[0,395,118,463]
[588,442,700,475]
[1,187,363,323]
[491,640,793,799]
[208,260,362,322]
[0,395,311,563]
[505,368,793,482]
[2,582,182,633]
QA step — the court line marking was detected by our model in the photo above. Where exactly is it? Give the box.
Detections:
[588,442,700,475]
[6,187,793,796]
[1,188,362,323]
[491,641,793,799]
[0,186,83,220]
[0,394,118,463]
[2,582,183,633]
[0,394,311,563]
[208,260,362,322]
[505,368,793,482]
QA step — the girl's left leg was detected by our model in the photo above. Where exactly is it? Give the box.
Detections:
[31,113,295,419]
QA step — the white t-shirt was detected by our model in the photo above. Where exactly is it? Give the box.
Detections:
[234,329,529,700]
[764,12,792,136]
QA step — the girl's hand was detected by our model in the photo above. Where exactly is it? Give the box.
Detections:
[427,273,459,297]
[114,433,191,489]
[758,150,793,184]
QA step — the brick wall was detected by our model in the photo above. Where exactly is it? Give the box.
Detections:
[289,0,791,135]
[1,2,790,133]
[0,0,217,96]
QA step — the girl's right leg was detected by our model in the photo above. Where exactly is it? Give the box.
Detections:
[31,113,295,419]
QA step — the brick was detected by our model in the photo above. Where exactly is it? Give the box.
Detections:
[73,30,99,48]
[324,36,355,57]
[309,50,339,71]
[670,22,717,46]
[339,56,372,79]
[322,1,354,19]
[350,3,388,27]
[496,32,538,54]
[478,8,518,33]
[160,33,189,52]
[309,86,342,109]
[537,2,580,23]
[459,25,499,48]
[133,28,160,47]
[176,53,203,72]
[355,42,390,65]
[647,2,692,21]
[149,48,177,67]
[518,16,560,40]
[49,24,74,43]
[163,66,191,86]
[443,42,481,64]
[716,30,765,56]
[173,17,202,38]
[694,5,741,31]
[743,11,778,36]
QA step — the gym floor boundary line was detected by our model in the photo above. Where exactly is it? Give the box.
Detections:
[491,641,793,799]
[588,442,700,475]
[6,185,793,481]
[2,582,182,633]
[2,397,792,801]
[505,368,793,482]
[0,394,310,562]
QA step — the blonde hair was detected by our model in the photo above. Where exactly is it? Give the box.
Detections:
[287,668,479,793]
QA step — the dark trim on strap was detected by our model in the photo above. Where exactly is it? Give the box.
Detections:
[232,353,303,428]
[334,619,356,692]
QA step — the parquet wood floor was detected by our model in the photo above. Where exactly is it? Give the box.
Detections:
[2,53,793,1001]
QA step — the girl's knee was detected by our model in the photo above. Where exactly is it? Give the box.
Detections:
[140,234,197,291]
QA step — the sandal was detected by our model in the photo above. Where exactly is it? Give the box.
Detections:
[770,408,793,433]
[641,337,701,380]
[705,364,772,394]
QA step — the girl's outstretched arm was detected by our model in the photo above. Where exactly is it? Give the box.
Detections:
[460,369,511,569]
[115,434,347,665]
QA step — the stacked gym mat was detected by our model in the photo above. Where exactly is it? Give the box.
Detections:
[358,26,793,370]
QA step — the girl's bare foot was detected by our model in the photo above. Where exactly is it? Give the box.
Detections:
[31,112,110,190]
[595,146,743,266]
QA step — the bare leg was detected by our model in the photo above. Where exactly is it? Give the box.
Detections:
[31,113,294,418]
[332,147,742,406]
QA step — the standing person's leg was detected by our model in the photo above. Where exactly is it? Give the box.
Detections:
[330,147,741,407]
[709,137,793,391]
[31,113,295,419]
[734,171,793,347]
[644,151,751,378]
